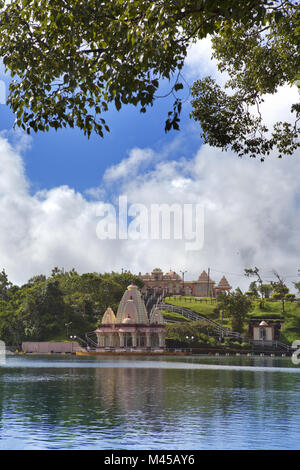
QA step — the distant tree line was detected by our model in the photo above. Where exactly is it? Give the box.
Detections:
[0,268,143,346]
[244,267,300,312]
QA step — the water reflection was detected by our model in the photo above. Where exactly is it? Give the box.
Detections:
[0,356,299,449]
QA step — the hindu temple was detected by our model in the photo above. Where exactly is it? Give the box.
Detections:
[95,284,166,351]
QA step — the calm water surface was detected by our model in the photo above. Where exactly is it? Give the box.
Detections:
[0,354,299,450]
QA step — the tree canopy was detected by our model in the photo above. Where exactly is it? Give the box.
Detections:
[217,288,253,332]
[0,267,144,345]
[0,0,299,160]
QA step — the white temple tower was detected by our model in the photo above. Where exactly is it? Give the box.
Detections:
[95,284,165,352]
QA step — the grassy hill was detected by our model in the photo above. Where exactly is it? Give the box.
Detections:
[163,296,300,345]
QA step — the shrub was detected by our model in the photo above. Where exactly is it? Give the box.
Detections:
[272,292,282,300]
[285,293,295,301]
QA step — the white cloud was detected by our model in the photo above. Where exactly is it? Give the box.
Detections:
[0,78,299,292]
[0,135,122,283]
[256,84,299,130]
[184,36,229,86]
[101,143,300,291]
[103,147,155,183]
[0,7,298,294]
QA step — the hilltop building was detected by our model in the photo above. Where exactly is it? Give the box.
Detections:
[138,268,231,297]
[95,284,165,351]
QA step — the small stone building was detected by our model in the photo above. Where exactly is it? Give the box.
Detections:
[95,284,166,351]
[249,319,283,346]
[252,321,274,341]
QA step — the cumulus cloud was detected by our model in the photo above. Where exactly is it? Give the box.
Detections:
[1,128,300,291]
[0,59,299,291]
[256,84,299,129]
[0,24,298,293]
[103,147,155,183]
[0,134,131,284]
[99,142,300,291]
[185,36,229,86]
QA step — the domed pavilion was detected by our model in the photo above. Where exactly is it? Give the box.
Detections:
[95,284,166,351]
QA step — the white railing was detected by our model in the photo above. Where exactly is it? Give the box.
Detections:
[157,302,242,339]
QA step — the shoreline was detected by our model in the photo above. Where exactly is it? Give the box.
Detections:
[75,349,291,357]
[8,348,292,357]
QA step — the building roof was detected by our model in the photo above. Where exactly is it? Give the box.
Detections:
[259,320,269,327]
[217,276,231,288]
[122,299,138,322]
[198,270,208,281]
[116,284,149,324]
[150,307,165,325]
[164,270,181,280]
[101,307,116,324]
[198,270,214,283]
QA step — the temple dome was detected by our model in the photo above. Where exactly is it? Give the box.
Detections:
[150,308,165,325]
[101,307,116,324]
[127,284,139,290]
[116,285,149,324]
[122,299,138,322]
[122,315,134,324]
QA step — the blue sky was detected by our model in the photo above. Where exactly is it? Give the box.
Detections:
[0,37,299,291]
[0,69,202,195]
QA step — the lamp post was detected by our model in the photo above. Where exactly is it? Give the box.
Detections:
[70,335,77,353]
[65,322,72,339]
[185,335,194,352]
[186,335,194,342]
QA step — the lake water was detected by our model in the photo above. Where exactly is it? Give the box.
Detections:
[0,354,299,450]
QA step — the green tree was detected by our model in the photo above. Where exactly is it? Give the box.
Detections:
[0,268,12,301]
[110,271,144,291]
[166,321,217,347]
[19,279,66,340]
[51,266,65,278]
[190,3,300,160]
[217,289,253,333]
[294,281,300,297]
[285,293,296,301]
[258,283,273,299]
[245,267,266,307]
[27,274,47,285]
[248,280,259,298]
[0,299,22,345]
[0,269,147,344]
[0,0,298,159]
[271,270,289,314]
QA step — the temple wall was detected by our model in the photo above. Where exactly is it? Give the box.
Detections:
[22,342,82,353]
